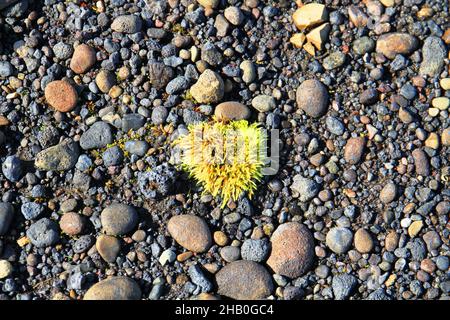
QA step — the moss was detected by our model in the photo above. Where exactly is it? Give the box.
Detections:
[173,118,267,208]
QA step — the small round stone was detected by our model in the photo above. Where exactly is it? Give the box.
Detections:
[344,137,366,164]
[100,203,138,236]
[380,182,398,204]
[60,212,85,236]
[96,234,121,263]
[241,239,270,262]
[213,231,228,246]
[354,228,374,253]
[267,222,314,278]
[216,260,274,300]
[26,218,60,248]
[95,70,116,93]
[84,277,141,300]
[296,79,329,118]
[215,101,251,121]
[224,6,244,26]
[44,80,78,112]
[70,44,96,74]
[326,227,353,254]
[167,215,212,253]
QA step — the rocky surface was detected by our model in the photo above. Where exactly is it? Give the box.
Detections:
[0,0,448,302]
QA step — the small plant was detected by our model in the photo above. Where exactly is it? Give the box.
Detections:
[173,119,267,208]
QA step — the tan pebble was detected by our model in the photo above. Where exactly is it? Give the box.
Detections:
[432,97,449,110]
[442,128,450,146]
[379,0,394,6]
[177,251,193,262]
[70,44,96,74]
[428,107,440,117]
[408,220,423,237]
[213,231,228,246]
[354,228,374,253]
[385,274,396,287]
[290,33,306,48]
[385,230,399,251]
[303,41,316,55]
[424,132,440,149]
[440,78,450,90]
[306,23,330,50]
[292,3,328,30]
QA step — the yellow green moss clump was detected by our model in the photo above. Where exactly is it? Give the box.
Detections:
[173,119,267,208]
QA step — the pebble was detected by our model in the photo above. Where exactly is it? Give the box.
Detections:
[352,36,375,55]
[213,231,228,246]
[2,155,22,182]
[60,212,85,236]
[53,42,73,60]
[380,182,398,204]
[96,234,121,263]
[167,215,212,253]
[385,231,399,251]
[159,249,176,266]
[432,97,449,110]
[251,95,276,113]
[296,79,329,118]
[190,69,224,103]
[100,203,138,236]
[240,60,256,84]
[344,137,366,164]
[26,218,60,248]
[419,36,446,77]
[408,221,423,237]
[0,61,14,77]
[21,202,43,220]
[241,239,270,262]
[332,274,358,300]
[354,228,374,253]
[323,51,346,70]
[214,101,251,121]
[216,260,274,300]
[148,62,174,90]
[0,203,14,235]
[124,141,149,157]
[292,3,328,30]
[326,116,345,135]
[111,15,142,33]
[326,227,353,254]
[44,80,78,112]
[412,149,430,176]
[79,121,113,150]
[220,246,241,262]
[197,0,219,9]
[267,222,314,278]
[360,88,379,105]
[35,139,79,171]
[102,146,124,167]
[84,277,141,300]
[96,70,116,93]
[376,33,419,59]
[70,44,96,74]
[290,175,319,202]
[224,6,244,26]
[0,260,13,279]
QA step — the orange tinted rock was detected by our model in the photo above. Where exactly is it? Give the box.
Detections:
[70,44,96,74]
[44,80,78,112]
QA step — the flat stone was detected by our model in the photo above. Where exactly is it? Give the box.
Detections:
[35,139,79,171]
[26,218,60,248]
[216,260,274,300]
[215,101,251,121]
[84,277,141,300]
[111,15,142,33]
[267,222,314,278]
[96,234,121,263]
[251,95,276,113]
[292,3,328,30]
[44,80,78,112]
[306,23,330,50]
[167,215,212,253]
[376,33,419,59]
[79,121,113,150]
[419,36,447,77]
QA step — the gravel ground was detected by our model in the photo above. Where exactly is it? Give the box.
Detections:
[0,0,449,300]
